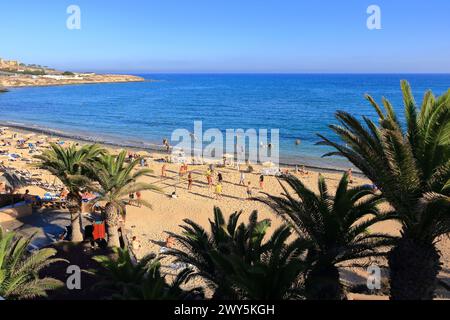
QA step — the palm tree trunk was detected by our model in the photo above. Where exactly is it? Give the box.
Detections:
[305,264,344,300]
[388,237,440,300]
[105,202,121,248]
[67,192,83,242]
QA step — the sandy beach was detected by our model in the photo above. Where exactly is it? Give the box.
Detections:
[1,125,449,299]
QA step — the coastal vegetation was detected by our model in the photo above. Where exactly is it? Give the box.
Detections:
[87,150,160,248]
[255,173,394,300]
[21,69,46,76]
[34,143,105,242]
[92,248,203,300]
[166,207,307,300]
[318,80,450,299]
[0,228,64,299]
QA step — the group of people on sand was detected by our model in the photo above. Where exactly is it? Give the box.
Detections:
[128,191,142,207]
[127,152,141,162]
[158,158,358,202]
[295,165,310,176]
[204,167,223,199]
[0,139,12,147]
[158,160,272,201]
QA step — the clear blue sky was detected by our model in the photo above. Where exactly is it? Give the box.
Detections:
[1,0,449,73]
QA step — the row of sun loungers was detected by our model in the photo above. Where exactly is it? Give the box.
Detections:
[1,165,64,192]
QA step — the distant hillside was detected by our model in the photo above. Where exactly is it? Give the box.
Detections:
[0,57,144,88]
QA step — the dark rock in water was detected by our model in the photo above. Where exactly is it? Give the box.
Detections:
[0,87,9,93]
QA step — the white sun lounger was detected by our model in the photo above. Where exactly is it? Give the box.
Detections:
[260,167,281,176]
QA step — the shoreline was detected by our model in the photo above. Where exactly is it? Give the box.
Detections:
[0,121,364,177]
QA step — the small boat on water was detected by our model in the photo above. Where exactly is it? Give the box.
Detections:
[0,86,9,93]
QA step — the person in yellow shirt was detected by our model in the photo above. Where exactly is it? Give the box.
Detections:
[215,183,223,200]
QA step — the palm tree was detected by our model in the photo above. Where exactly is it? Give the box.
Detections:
[256,173,393,300]
[213,225,308,300]
[88,151,159,248]
[92,248,203,300]
[166,207,307,299]
[34,143,104,241]
[0,228,65,299]
[318,80,450,299]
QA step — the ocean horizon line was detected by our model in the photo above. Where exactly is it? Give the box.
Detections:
[83,71,450,76]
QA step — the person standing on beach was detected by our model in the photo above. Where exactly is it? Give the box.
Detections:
[259,174,265,189]
[161,164,167,178]
[187,172,193,191]
[179,164,184,177]
[217,172,223,184]
[215,183,223,200]
[246,181,253,199]
[163,138,170,153]
[239,171,245,185]
[347,168,354,184]
[206,169,213,188]
[136,191,142,208]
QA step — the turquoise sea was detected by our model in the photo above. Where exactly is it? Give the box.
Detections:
[1,74,449,170]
